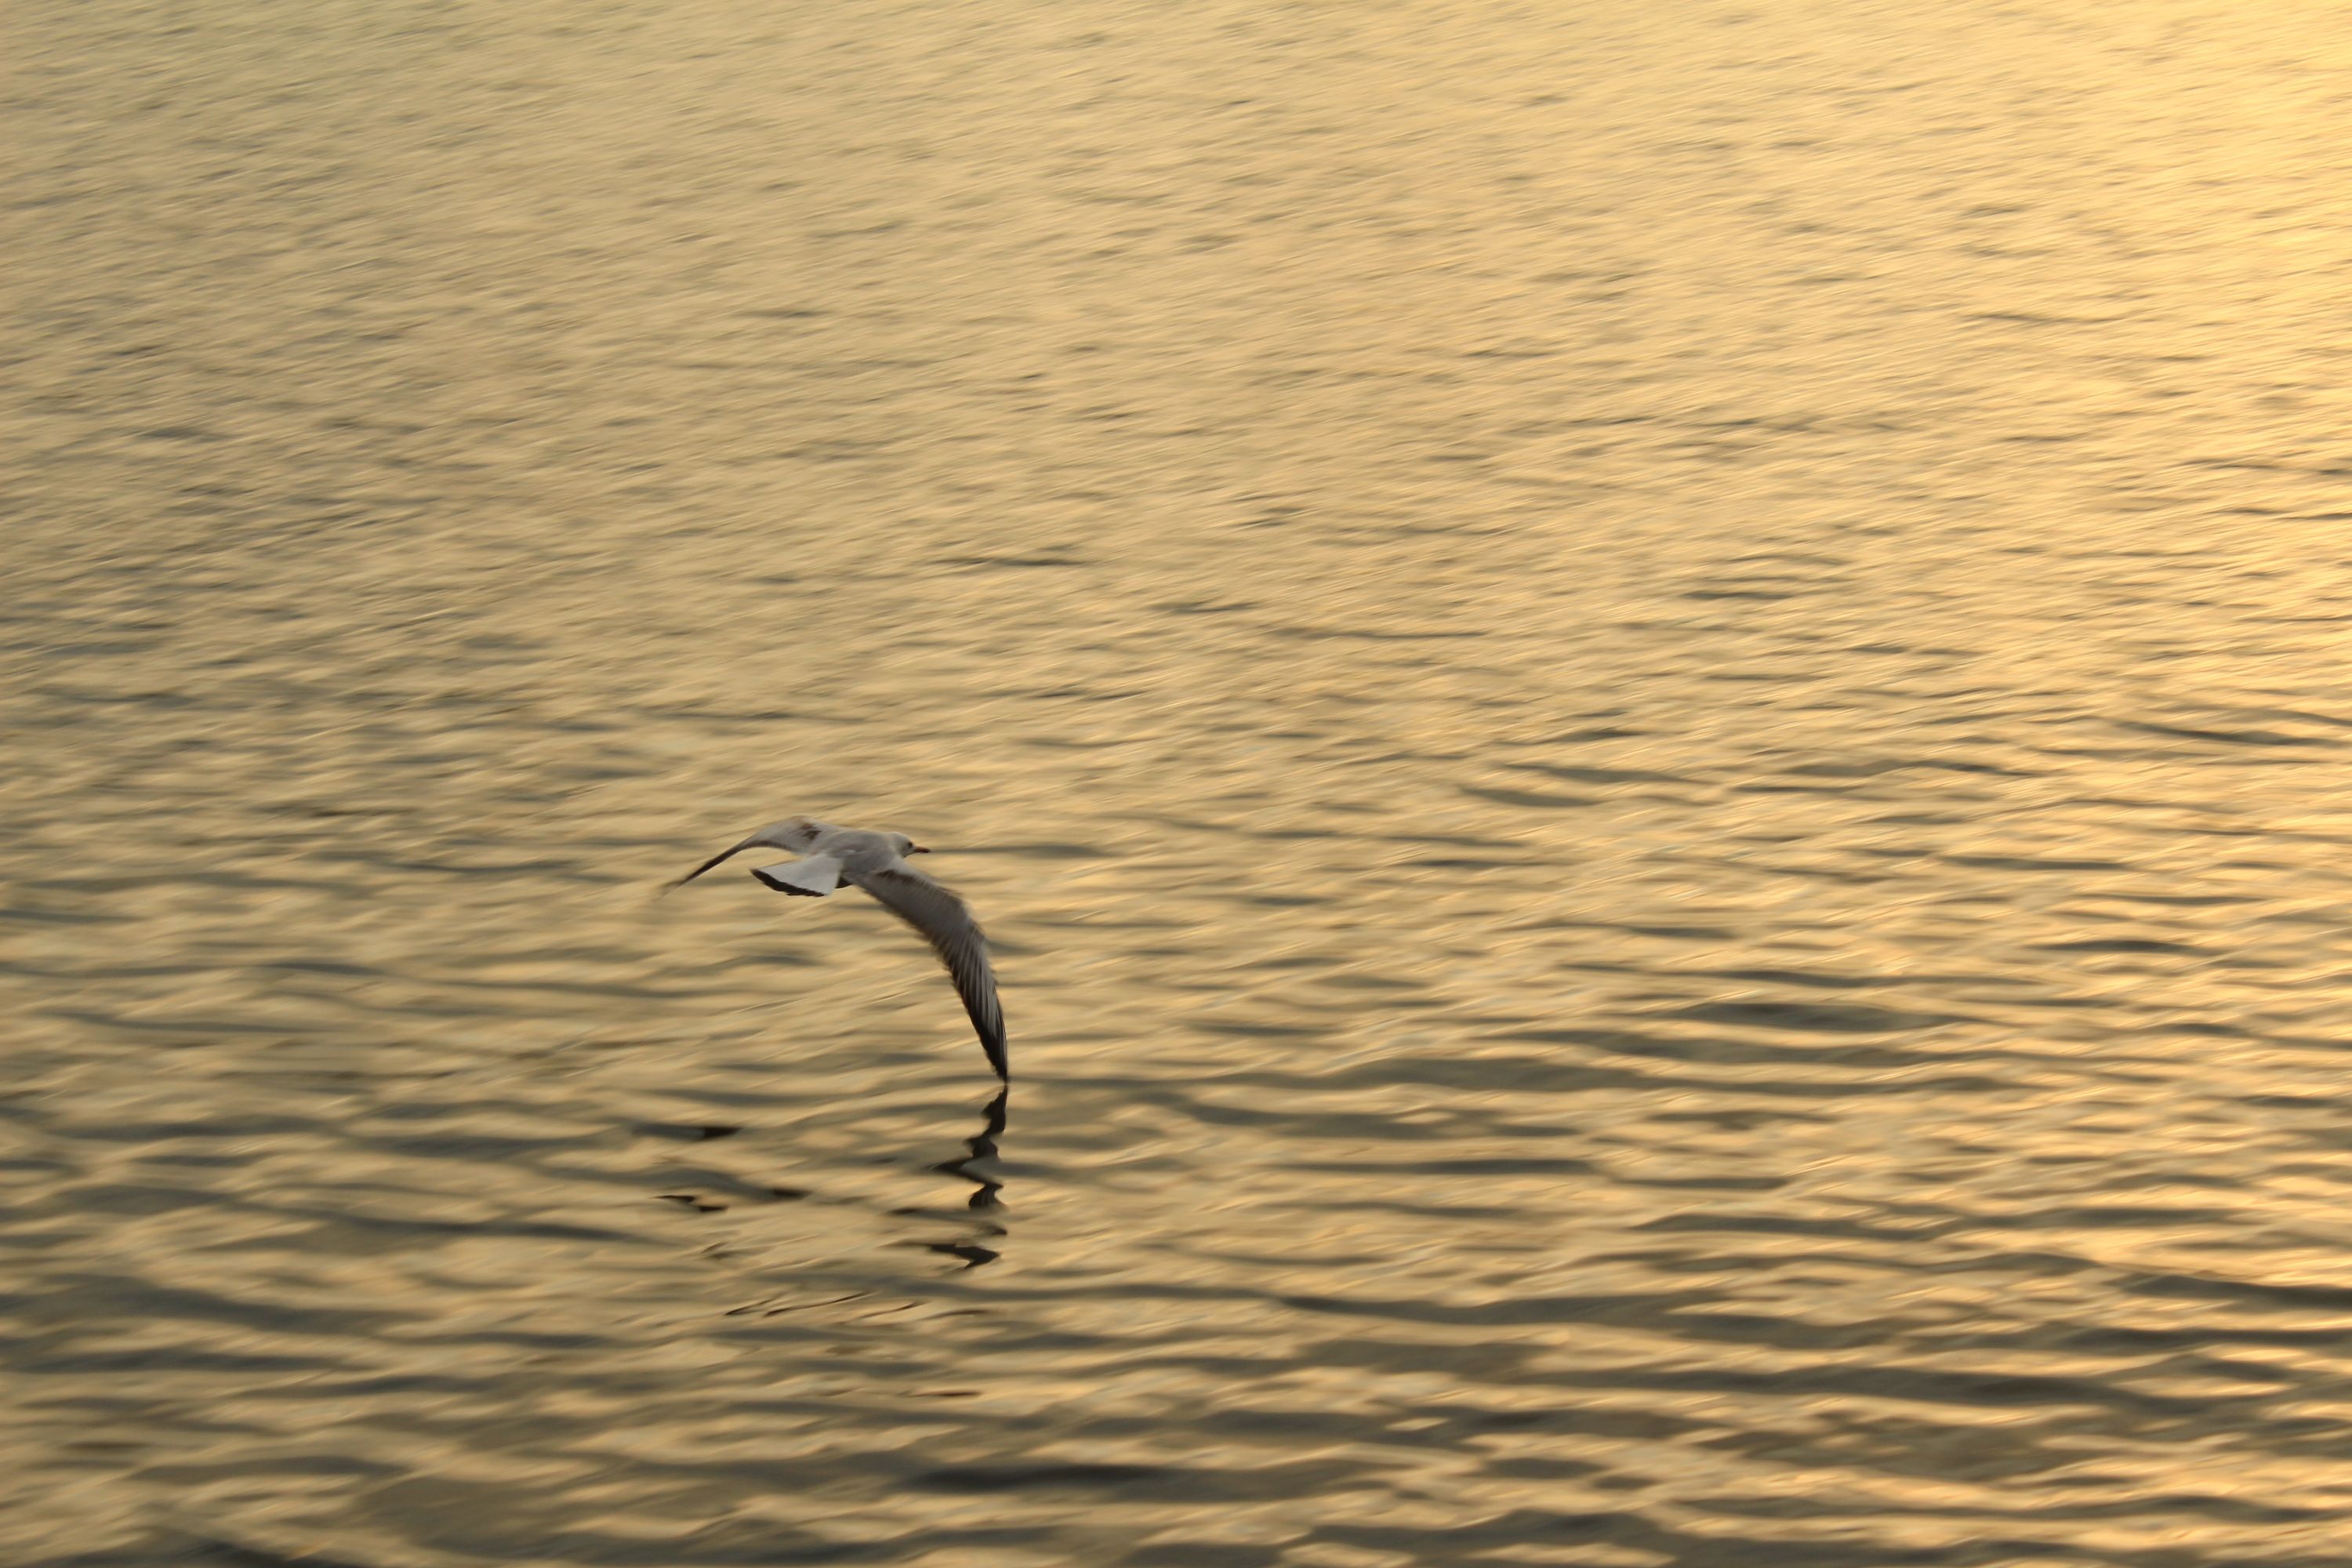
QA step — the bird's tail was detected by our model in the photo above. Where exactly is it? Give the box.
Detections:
[751,855,844,896]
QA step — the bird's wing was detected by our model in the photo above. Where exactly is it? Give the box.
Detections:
[850,862,1008,1080]
[667,832,767,890]
[752,854,842,896]
[666,817,832,890]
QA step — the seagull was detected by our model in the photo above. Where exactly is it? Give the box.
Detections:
[667,817,1008,1081]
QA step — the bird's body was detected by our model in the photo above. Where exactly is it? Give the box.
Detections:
[668,817,1007,1081]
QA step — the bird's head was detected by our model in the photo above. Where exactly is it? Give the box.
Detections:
[891,832,929,856]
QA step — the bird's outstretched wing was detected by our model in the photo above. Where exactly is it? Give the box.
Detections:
[666,817,832,891]
[851,862,1007,1080]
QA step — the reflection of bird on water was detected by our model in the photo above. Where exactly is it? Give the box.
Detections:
[911,1087,1011,1268]
[937,1087,1008,1213]
[667,815,1008,1081]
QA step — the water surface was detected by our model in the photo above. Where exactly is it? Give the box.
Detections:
[9,3,2352,1563]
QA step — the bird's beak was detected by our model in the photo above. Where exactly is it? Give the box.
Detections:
[909,844,931,854]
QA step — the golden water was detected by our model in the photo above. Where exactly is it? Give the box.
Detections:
[9,2,2352,1563]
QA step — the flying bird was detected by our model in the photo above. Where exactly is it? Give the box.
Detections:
[668,817,1008,1081]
